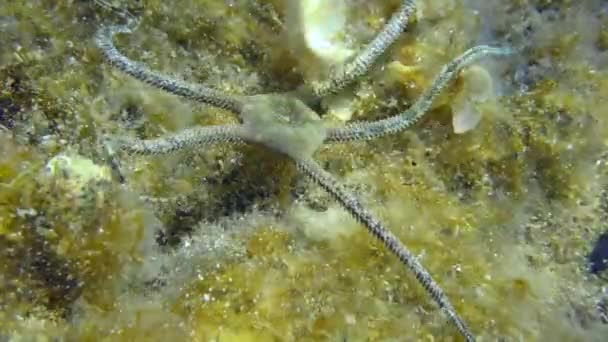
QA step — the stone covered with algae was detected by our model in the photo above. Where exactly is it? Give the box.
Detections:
[1,0,608,341]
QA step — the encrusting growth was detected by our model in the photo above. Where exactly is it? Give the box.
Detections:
[95,1,515,340]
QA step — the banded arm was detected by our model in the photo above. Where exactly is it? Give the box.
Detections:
[325,45,514,143]
[95,24,244,114]
[115,125,246,155]
[295,158,475,342]
[311,0,416,97]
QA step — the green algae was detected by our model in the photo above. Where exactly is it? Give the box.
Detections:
[1,0,608,340]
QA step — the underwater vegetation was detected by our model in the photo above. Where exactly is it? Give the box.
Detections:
[1,0,608,340]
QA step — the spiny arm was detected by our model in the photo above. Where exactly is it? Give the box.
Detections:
[324,45,514,143]
[94,24,244,114]
[310,0,416,97]
[113,125,245,155]
[295,158,475,342]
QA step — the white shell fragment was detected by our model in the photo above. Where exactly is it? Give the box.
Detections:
[287,0,354,66]
[451,65,495,134]
[452,99,482,134]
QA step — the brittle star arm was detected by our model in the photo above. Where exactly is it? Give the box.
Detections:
[295,158,475,342]
[103,125,244,183]
[324,45,514,143]
[112,125,246,155]
[311,0,416,97]
[94,24,244,114]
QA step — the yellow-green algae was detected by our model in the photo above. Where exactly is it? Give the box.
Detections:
[1,0,608,340]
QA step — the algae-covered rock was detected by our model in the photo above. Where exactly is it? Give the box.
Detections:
[1,0,608,340]
[45,153,111,204]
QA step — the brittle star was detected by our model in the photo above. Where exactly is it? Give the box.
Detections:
[94,1,513,340]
